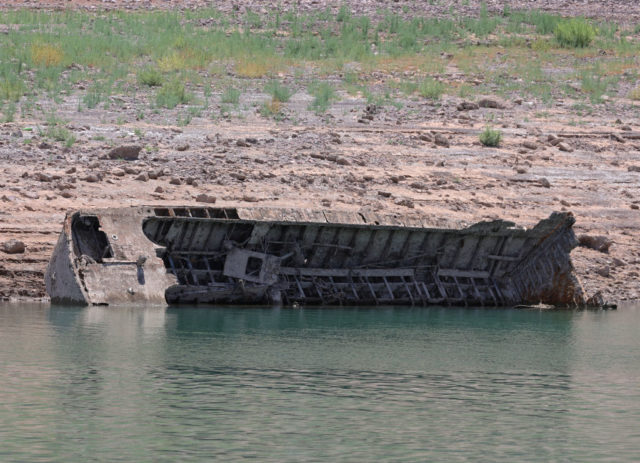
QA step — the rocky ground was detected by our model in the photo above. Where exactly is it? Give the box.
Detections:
[1,0,639,306]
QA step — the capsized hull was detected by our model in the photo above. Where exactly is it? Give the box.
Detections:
[45,206,585,307]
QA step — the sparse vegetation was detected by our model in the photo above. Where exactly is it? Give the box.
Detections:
[308,81,336,114]
[156,79,191,109]
[137,67,163,87]
[479,126,502,147]
[221,86,241,104]
[265,80,292,103]
[418,78,445,100]
[555,18,595,48]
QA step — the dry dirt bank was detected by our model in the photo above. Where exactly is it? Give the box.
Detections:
[1,115,639,305]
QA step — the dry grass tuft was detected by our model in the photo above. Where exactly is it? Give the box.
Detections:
[31,44,64,67]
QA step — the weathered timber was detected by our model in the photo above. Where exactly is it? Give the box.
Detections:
[45,206,586,307]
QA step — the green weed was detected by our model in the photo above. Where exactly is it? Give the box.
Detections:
[265,80,292,102]
[138,67,163,87]
[479,126,502,146]
[156,79,191,109]
[418,77,445,99]
[555,18,595,48]
[308,81,336,113]
[221,86,241,104]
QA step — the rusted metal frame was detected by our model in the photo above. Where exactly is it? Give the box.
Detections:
[382,276,395,300]
[183,257,199,286]
[433,269,449,301]
[199,221,217,253]
[184,220,201,252]
[489,235,510,276]
[470,278,484,306]
[364,276,379,303]
[397,230,416,266]
[360,229,379,267]
[347,273,359,299]
[202,256,215,285]
[279,267,415,277]
[469,235,486,270]
[452,276,465,301]
[319,227,344,268]
[401,276,416,305]
[377,229,399,267]
[301,226,322,267]
[174,220,191,252]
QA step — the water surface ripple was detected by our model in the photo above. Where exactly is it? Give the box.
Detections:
[1,304,639,462]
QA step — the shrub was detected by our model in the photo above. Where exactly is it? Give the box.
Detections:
[156,79,191,109]
[234,58,270,78]
[555,18,595,48]
[479,126,502,147]
[138,67,163,87]
[31,43,64,67]
[629,87,640,101]
[260,98,282,118]
[264,80,292,103]
[0,77,25,102]
[308,81,336,114]
[418,77,444,99]
[221,86,241,104]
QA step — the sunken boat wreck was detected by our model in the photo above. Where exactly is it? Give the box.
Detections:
[45,206,586,307]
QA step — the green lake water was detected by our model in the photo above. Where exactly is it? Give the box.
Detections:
[0,303,639,462]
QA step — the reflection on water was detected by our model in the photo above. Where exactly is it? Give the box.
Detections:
[0,304,639,462]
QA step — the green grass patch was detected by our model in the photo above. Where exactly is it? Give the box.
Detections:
[156,79,191,109]
[479,126,502,147]
[264,80,292,103]
[308,81,336,114]
[221,86,241,104]
[555,18,595,48]
[138,67,163,87]
[418,77,445,99]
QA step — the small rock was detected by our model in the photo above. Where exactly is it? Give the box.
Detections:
[1,239,25,254]
[108,145,141,161]
[612,257,626,268]
[538,177,551,188]
[457,101,479,111]
[395,198,415,208]
[60,191,74,198]
[478,98,505,109]
[175,143,189,151]
[578,235,613,253]
[621,125,632,131]
[522,140,538,150]
[516,167,527,174]
[112,168,125,177]
[154,186,164,193]
[38,142,52,149]
[631,204,639,210]
[135,173,149,182]
[83,174,100,183]
[169,177,182,185]
[610,133,625,143]
[242,195,259,202]
[35,172,53,182]
[627,165,640,172]
[595,265,610,278]
[557,142,573,152]
[195,193,217,204]
[66,167,77,174]
[378,191,392,198]
[236,139,251,147]
[434,134,450,148]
